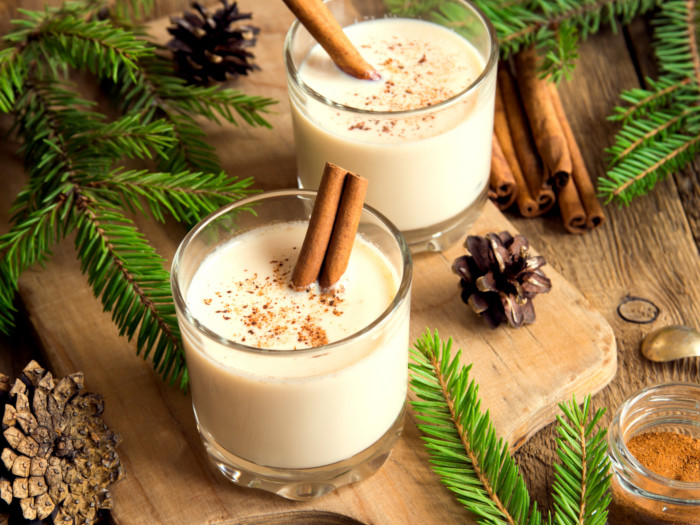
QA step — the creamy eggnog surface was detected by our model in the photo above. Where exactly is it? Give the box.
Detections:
[181,221,409,469]
[299,18,482,123]
[187,222,396,350]
[290,17,496,236]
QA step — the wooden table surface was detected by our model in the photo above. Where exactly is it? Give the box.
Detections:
[1,0,700,522]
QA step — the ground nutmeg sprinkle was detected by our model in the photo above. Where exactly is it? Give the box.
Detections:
[198,253,346,349]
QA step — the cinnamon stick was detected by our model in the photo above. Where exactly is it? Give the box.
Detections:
[548,82,605,230]
[494,83,538,217]
[489,133,518,210]
[557,176,587,234]
[282,0,379,80]
[497,64,555,215]
[319,173,368,288]
[292,162,347,288]
[514,46,571,189]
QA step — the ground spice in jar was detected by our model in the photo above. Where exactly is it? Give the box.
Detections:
[609,431,700,525]
[627,431,700,482]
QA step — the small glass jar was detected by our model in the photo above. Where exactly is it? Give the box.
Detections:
[607,382,700,524]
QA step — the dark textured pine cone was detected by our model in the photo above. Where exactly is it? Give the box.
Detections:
[452,232,552,329]
[0,361,124,524]
[167,0,259,84]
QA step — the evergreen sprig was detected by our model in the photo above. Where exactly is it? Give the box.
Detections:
[410,330,611,524]
[0,0,275,388]
[599,0,700,204]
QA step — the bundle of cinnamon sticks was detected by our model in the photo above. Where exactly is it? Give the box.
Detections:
[490,46,604,234]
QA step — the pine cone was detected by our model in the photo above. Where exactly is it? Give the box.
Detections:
[452,232,552,329]
[0,361,124,524]
[167,0,259,84]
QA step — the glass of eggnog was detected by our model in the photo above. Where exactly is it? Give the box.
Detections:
[171,190,412,500]
[284,0,498,253]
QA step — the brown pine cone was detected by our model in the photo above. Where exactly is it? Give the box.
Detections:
[167,0,259,84]
[0,361,124,524]
[452,232,552,328]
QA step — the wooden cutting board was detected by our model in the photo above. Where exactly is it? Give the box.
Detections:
[2,2,616,523]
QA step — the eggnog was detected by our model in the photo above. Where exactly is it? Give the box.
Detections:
[171,191,412,498]
[285,0,497,251]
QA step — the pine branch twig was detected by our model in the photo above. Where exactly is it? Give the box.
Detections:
[410,330,611,525]
[0,0,275,389]
[410,330,544,524]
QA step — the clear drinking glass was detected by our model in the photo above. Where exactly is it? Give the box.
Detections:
[171,190,412,500]
[607,383,700,524]
[284,0,498,253]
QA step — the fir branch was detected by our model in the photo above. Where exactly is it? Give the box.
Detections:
[537,22,579,82]
[6,11,154,82]
[0,0,275,389]
[605,104,700,163]
[74,200,187,388]
[0,190,75,334]
[86,168,255,223]
[410,330,612,525]
[551,397,610,525]
[608,77,693,122]
[113,0,155,23]
[652,0,700,82]
[78,115,177,160]
[0,47,26,113]
[600,0,700,204]
[599,131,700,203]
[149,72,276,127]
[105,53,275,176]
[410,330,544,524]
[10,79,107,219]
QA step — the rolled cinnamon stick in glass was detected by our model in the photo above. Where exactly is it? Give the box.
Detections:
[282,0,379,80]
[489,133,518,210]
[548,82,605,230]
[514,46,571,189]
[293,162,369,289]
[494,84,538,217]
[319,173,368,288]
[292,162,348,288]
[497,64,555,215]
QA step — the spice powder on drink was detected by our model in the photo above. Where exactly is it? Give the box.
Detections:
[627,431,700,482]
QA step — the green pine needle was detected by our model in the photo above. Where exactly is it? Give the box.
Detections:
[6,9,153,82]
[0,192,74,334]
[88,168,256,224]
[599,0,700,205]
[410,330,544,525]
[410,330,611,525]
[73,202,187,388]
[0,0,275,389]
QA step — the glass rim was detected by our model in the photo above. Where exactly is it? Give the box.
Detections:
[608,382,700,496]
[171,189,413,357]
[283,0,499,117]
